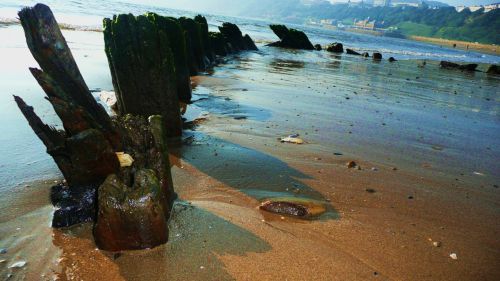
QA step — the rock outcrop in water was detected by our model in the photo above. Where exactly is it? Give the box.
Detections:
[440,61,478,72]
[268,24,314,50]
[373,52,383,60]
[346,49,361,55]
[326,43,344,53]
[486,64,500,75]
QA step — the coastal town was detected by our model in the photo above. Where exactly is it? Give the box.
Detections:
[306,0,499,35]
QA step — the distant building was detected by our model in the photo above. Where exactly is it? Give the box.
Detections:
[373,0,391,6]
[353,18,376,30]
[484,3,500,12]
[456,3,499,13]
[391,1,422,8]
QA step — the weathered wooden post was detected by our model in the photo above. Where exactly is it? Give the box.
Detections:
[16,4,173,251]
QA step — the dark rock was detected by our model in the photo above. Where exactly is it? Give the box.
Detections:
[388,57,397,62]
[260,201,308,216]
[346,49,361,55]
[440,61,478,72]
[365,188,376,193]
[268,24,314,50]
[362,52,370,58]
[219,22,257,51]
[259,198,326,218]
[347,161,357,168]
[373,52,383,60]
[314,44,322,51]
[326,43,343,53]
[51,184,97,227]
[486,64,500,75]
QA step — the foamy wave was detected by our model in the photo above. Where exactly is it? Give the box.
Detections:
[0,17,101,32]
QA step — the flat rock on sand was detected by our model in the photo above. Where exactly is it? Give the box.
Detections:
[259,197,326,218]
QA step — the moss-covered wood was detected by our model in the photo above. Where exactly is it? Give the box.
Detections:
[103,14,182,137]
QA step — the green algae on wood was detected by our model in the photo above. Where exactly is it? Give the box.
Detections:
[103,13,182,137]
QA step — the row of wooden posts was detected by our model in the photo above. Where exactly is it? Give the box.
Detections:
[14,4,258,251]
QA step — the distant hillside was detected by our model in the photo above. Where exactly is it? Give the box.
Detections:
[238,1,500,45]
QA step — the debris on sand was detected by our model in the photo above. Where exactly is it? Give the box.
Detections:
[280,134,304,144]
[449,253,458,260]
[115,152,134,167]
[9,261,27,268]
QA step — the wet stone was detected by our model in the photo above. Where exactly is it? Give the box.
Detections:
[259,198,326,218]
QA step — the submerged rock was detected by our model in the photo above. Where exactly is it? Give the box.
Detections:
[388,57,397,62]
[373,52,383,60]
[259,198,326,218]
[326,43,343,53]
[440,61,477,71]
[346,48,361,55]
[486,64,500,75]
[219,22,258,51]
[268,24,314,50]
[362,52,370,58]
[314,44,322,51]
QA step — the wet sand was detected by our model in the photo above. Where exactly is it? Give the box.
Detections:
[1,25,500,280]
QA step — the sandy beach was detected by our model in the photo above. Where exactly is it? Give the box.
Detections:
[1,6,499,281]
[411,36,499,56]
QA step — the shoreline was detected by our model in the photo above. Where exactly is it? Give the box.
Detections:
[410,35,499,56]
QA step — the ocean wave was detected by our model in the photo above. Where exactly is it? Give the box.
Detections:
[0,17,101,32]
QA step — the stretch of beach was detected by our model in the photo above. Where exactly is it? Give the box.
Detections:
[0,3,499,281]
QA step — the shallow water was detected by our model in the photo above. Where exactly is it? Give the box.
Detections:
[0,2,499,192]
[196,47,500,187]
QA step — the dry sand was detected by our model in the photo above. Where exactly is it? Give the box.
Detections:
[411,36,499,56]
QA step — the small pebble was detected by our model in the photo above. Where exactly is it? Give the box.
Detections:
[371,167,378,171]
[433,241,442,247]
[450,253,458,260]
[408,195,414,200]
[0,248,6,254]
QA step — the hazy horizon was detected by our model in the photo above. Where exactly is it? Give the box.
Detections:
[124,0,500,13]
